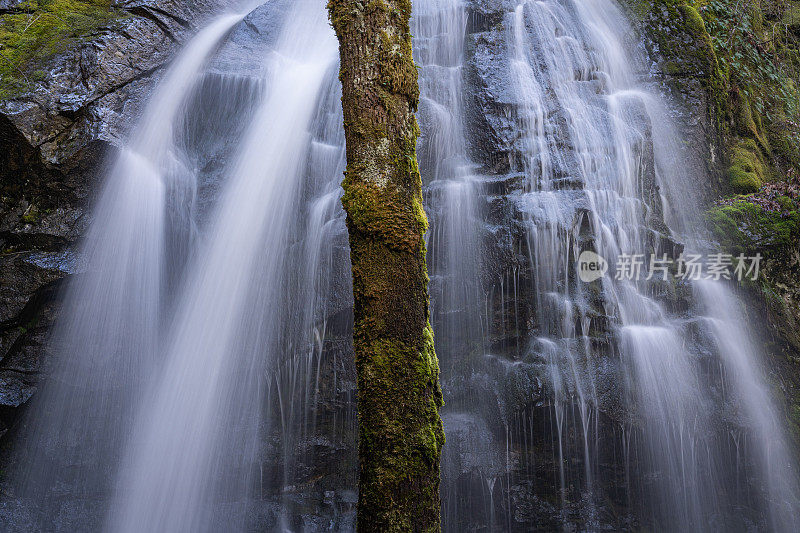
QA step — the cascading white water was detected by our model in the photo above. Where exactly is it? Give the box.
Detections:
[475,0,799,530]
[6,0,799,530]
[416,0,484,357]
[411,0,499,526]
[415,0,800,530]
[105,1,339,531]
[505,0,711,520]
[266,65,352,522]
[696,280,800,531]
[7,11,246,526]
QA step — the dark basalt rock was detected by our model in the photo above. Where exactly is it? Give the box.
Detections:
[208,0,293,76]
[0,1,796,532]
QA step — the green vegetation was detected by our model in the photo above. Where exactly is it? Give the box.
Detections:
[624,1,800,244]
[623,0,800,191]
[0,0,120,99]
[686,0,800,264]
[707,194,800,253]
[729,138,767,192]
[700,0,800,187]
[20,203,39,223]
[703,0,800,122]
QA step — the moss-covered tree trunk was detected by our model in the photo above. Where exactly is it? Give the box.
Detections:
[327,0,445,531]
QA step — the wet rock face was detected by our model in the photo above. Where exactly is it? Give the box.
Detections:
[619,0,724,201]
[2,0,218,165]
[421,1,701,530]
[0,0,24,10]
[208,0,293,76]
[0,1,792,532]
[0,0,219,438]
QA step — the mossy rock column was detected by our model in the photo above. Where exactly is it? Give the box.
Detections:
[327,0,445,531]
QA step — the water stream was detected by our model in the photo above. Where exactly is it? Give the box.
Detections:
[8,11,248,527]
[5,0,799,531]
[421,0,800,530]
[106,2,340,531]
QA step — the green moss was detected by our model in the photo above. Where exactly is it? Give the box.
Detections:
[621,1,800,186]
[662,60,683,76]
[707,197,800,253]
[728,139,766,193]
[20,204,38,224]
[706,1,800,163]
[626,0,650,21]
[765,105,800,167]
[355,325,444,532]
[789,403,800,439]
[732,92,770,151]
[783,0,800,25]
[778,195,795,211]
[622,0,729,135]
[623,0,800,187]
[0,0,121,99]
[679,4,707,34]
[330,0,444,527]
[341,176,427,253]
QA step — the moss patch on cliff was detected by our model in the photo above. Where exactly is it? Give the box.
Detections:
[624,1,800,192]
[626,0,722,82]
[700,0,800,175]
[0,0,120,99]
[621,0,733,181]
[708,195,800,253]
[728,138,768,192]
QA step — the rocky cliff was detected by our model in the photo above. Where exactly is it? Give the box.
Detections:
[1,0,799,531]
[623,0,800,444]
[0,0,218,438]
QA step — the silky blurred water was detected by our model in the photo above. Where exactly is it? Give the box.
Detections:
[7,0,799,531]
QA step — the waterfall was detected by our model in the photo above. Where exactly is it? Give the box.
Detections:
[6,11,247,526]
[417,0,800,530]
[4,0,799,531]
[696,281,800,532]
[106,1,340,531]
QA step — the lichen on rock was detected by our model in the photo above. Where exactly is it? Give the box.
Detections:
[0,0,122,99]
